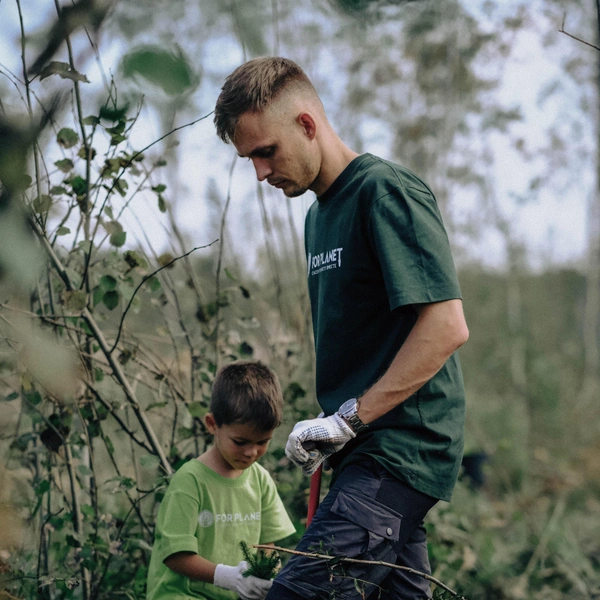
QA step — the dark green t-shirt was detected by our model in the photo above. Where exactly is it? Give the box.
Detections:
[305,153,465,501]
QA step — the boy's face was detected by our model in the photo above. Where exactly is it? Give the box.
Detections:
[205,414,273,474]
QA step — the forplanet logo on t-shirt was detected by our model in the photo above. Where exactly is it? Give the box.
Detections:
[197,510,261,528]
[307,247,343,277]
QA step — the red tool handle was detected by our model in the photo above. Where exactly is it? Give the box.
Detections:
[307,464,323,527]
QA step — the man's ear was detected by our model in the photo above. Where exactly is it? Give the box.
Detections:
[298,112,317,140]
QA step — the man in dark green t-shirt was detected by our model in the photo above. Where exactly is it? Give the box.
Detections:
[215,57,469,600]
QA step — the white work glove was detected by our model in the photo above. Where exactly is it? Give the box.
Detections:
[285,412,356,476]
[213,561,273,600]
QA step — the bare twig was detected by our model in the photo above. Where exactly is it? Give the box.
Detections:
[215,155,238,367]
[253,545,466,598]
[109,241,217,353]
[559,14,600,50]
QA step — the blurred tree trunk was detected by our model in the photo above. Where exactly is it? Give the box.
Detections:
[580,7,600,402]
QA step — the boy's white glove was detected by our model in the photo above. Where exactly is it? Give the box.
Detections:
[213,561,273,600]
[285,413,355,476]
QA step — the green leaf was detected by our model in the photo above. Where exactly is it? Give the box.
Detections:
[152,184,166,193]
[70,176,87,196]
[105,435,114,456]
[148,276,161,292]
[103,220,122,235]
[110,134,127,146]
[187,402,207,419]
[106,121,126,135]
[102,290,120,310]
[99,104,129,121]
[3,392,19,402]
[124,250,147,269]
[120,45,200,96]
[118,349,132,365]
[50,185,68,195]
[110,230,127,247]
[78,146,96,160]
[115,179,129,197]
[23,390,42,406]
[57,226,71,236]
[35,480,50,496]
[157,194,167,213]
[81,504,95,519]
[54,158,74,172]
[82,115,100,125]
[239,342,253,357]
[66,534,82,548]
[147,401,168,411]
[177,426,194,440]
[99,275,117,290]
[33,194,52,213]
[224,268,238,282]
[77,465,93,476]
[39,61,90,83]
[93,367,104,382]
[140,455,160,469]
[57,128,79,149]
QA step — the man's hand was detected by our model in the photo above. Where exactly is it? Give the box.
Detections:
[213,561,272,600]
[285,413,355,475]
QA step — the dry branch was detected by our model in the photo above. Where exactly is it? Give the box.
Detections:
[253,544,467,598]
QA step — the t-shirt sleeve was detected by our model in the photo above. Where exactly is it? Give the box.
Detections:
[152,472,202,565]
[368,179,462,310]
[258,471,296,544]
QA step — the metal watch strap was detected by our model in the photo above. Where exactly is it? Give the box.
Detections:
[337,398,368,434]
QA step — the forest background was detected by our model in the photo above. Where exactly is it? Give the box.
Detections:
[1,0,599,599]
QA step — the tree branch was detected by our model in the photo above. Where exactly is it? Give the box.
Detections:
[253,545,468,598]
[559,14,600,50]
[109,241,217,353]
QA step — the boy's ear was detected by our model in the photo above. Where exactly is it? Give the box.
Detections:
[204,413,218,433]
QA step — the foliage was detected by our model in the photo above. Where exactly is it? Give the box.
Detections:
[239,541,280,581]
[1,1,600,600]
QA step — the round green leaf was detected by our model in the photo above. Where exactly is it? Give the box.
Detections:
[99,275,117,290]
[54,158,74,172]
[120,46,200,96]
[57,128,79,149]
[102,290,120,310]
[110,230,127,247]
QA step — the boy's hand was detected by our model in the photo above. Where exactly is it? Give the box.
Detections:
[285,413,355,475]
[213,561,272,600]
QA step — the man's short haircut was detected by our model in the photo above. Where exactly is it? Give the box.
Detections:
[214,56,318,143]
[210,360,283,431]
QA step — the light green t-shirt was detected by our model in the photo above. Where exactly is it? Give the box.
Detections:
[305,153,465,502]
[146,459,296,600]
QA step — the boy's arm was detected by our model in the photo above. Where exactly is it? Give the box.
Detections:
[164,551,216,583]
[164,551,273,599]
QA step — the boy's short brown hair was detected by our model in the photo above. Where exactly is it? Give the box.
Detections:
[214,56,317,143]
[210,360,283,431]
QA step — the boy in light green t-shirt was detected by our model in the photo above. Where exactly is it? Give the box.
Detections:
[147,361,296,600]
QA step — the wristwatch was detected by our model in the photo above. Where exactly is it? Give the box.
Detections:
[337,398,369,434]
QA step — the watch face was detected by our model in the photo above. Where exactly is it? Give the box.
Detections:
[339,398,357,415]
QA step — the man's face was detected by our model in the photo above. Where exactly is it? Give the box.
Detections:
[233,107,320,198]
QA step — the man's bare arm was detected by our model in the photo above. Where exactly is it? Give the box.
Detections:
[357,298,469,424]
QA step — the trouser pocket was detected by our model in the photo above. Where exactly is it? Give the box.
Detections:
[329,488,403,555]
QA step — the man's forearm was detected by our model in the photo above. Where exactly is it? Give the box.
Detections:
[357,299,468,424]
